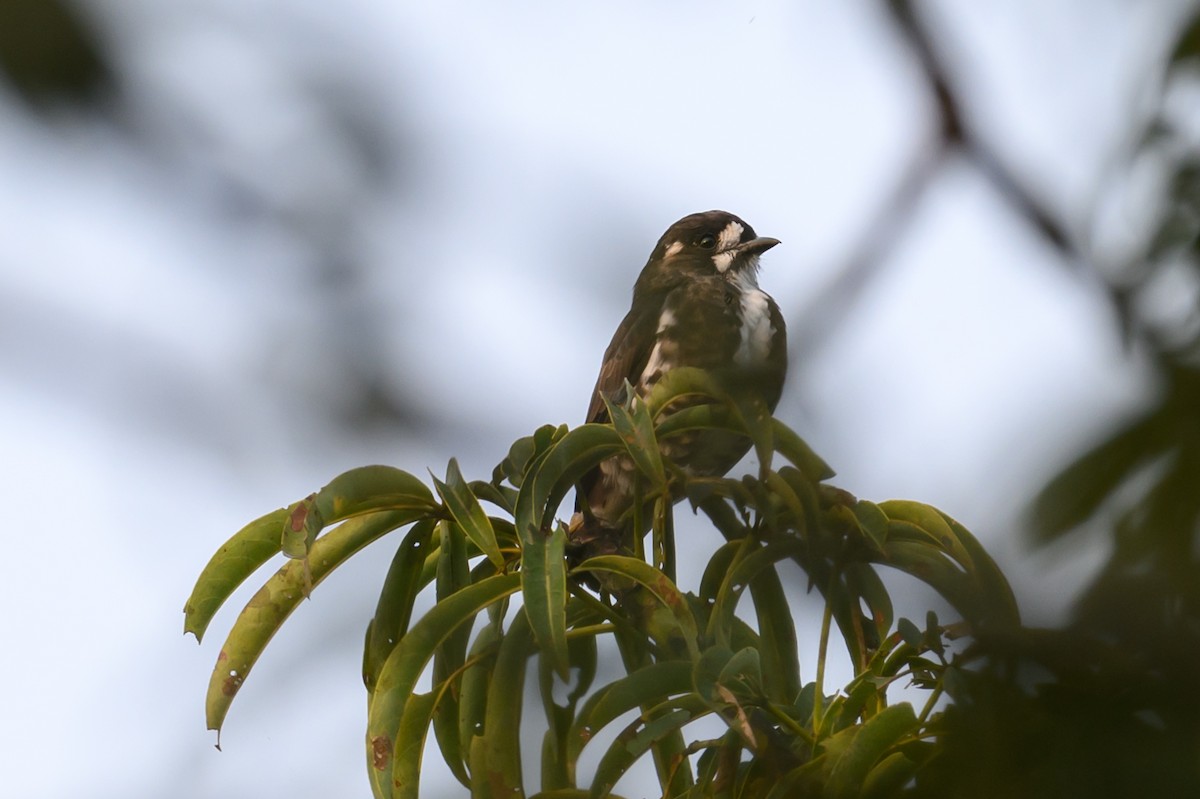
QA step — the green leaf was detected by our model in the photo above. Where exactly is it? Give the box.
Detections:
[641,366,729,418]
[183,507,288,641]
[876,539,983,629]
[392,691,440,796]
[366,572,522,799]
[1028,410,1163,540]
[434,459,505,570]
[938,512,1020,629]
[363,520,438,691]
[845,562,893,645]
[284,466,440,559]
[772,419,835,481]
[824,703,918,799]
[514,424,625,678]
[431,521,473,786]
[567,660,694,766]
[576,556,700,660]
[496,423,570,488]
[280,494,319,560]
[205,510,415,734]
[861,751,917,799]
[744,560,802,703]
[896,618,922,648]
[481,609,538,798]
[603,391,666,491]
[457,621,503,758]
[316,464,439,523]
[852,500,889,552]
[588,697,707,799]
[706,537,805,649]
[878,501,970,567]
[516,423,625,534]
[523,523,570,680]
[469,479,517,516]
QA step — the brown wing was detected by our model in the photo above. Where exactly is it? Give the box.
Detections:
[584,301,662,424]
[573,300,661,519]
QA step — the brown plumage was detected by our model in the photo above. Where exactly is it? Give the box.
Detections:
[570,210,787,560]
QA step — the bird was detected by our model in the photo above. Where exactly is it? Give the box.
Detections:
[569,210,787,562]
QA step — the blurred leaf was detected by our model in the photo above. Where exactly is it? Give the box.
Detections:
[861,751,918,799]
[896,618,922,649]
[206,510,412,734]
[1030,410,1167,541]
[183,507,288,641]
[852,501,889,552]
[824,703,918,799]
[771,420,836,482]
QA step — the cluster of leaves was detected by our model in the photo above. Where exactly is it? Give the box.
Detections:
[185,369,1019,798]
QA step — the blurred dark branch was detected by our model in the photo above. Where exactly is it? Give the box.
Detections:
[0,0,112,110]
[792,0,1082,368]
[888,0,1076,258]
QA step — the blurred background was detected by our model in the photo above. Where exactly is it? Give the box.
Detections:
[3,0,1199,796]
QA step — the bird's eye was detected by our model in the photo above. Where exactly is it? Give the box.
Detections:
[697,234,716,249]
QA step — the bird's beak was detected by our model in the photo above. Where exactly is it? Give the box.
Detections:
[736,236,781,256]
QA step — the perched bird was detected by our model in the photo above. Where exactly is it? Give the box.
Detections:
[570,210,787,560]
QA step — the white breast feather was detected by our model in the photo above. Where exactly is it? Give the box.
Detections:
[733,270,774,366]
[638,307,676,388]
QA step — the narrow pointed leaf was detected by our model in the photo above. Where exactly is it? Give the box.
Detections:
[366,572,521,799]
[206,510,415,733]
[363,520,437,691]
[316,465,438,521]
[434,459,504,569]
[522,524,570,679]
[566,660,694,764]
[482,609,538,798]
[588,697,708,799]
[283,466,440,559]
[514,424,624,677]
[824,702,918,799]
[772,419,835,481]
[576,556,700,659]
[457,622,503,759]
[184,507,288,641]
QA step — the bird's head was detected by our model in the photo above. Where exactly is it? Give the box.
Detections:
[636,210,780,293]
